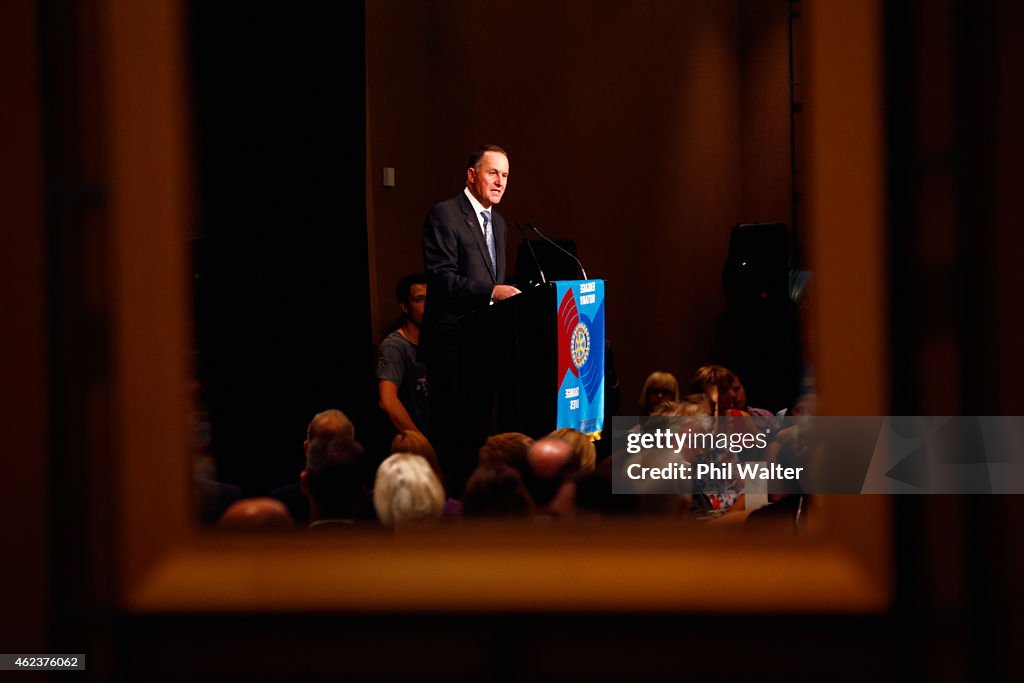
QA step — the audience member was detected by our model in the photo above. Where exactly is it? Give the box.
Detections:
[690,368,776,466]
[728,373,774,417]
[301,434,369,528]
[217,498,294,530]
[686,369,767,517]
[306,408,356,443]
[478,432,534,476]
[639,371,680,415]
[390,429,442,482]
[691,365,739,416]
[462,464,533,518]
[373,453,445,526]
[391,429,461,516]
[524,437,581,515]
[271,408,358,524]
[547,427,597,472]
[651,393,712,417]
[376,273,430,435]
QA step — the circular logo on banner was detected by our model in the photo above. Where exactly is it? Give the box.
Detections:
[570,322,591,369]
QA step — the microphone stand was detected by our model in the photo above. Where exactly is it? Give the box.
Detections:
[527,223,588,280]
[516,223,547,285]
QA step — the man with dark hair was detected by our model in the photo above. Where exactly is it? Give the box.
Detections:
[376,273,430,434]
[300,434,369,528]
[423,144,520,323]
[421,145,521,494]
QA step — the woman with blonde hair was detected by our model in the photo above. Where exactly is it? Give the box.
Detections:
[373,453,445,526]
[638,371,680,415]
[390,429,464,516]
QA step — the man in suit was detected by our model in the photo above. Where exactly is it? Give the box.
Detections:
[422,144,521,494]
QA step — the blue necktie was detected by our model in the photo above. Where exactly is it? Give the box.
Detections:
[481,210,496,277]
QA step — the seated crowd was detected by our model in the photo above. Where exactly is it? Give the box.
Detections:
[208,361,810,530]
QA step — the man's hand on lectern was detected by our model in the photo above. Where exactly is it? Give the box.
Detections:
[491,285,522,302]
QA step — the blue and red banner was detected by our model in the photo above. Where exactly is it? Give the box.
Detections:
[555,280,605,438]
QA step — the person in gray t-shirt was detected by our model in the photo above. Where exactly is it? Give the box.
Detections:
[376,273,430,435]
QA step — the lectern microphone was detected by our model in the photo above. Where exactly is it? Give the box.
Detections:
[516,223,548,284]
[527,223,588,280]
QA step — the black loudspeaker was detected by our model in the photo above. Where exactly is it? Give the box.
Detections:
[721,222,790,307]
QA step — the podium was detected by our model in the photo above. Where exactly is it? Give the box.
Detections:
[463,279,606,440]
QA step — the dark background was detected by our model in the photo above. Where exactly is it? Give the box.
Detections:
[188,2,380,492]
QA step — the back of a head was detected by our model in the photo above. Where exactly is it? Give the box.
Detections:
[305,434,367,520]
[462,464,533,518]
[390,429,443,482]
[682,393,713,416]
[478,432,534,476]
[525,437,580,508]
[547,427,597,472]
[307,408,355,442]
[217,498,294,530]
[374,453,445,526]
[651,395,711,418]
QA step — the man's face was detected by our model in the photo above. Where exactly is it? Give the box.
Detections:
[467,151,509,208]
[401,283,427,326]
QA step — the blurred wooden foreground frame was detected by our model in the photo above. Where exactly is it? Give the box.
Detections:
[110,0,890,615]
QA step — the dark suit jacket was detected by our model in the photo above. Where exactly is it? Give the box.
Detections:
[421,191,507,349]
